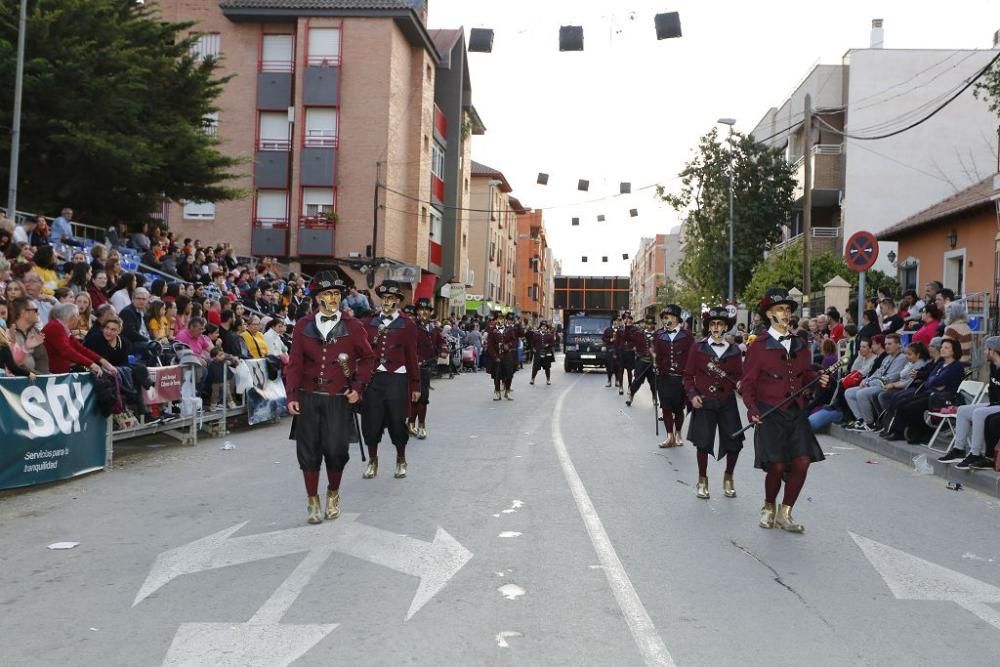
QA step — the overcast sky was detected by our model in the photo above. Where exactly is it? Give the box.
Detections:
[427,0,1000,277]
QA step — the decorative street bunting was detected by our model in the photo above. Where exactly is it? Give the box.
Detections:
[581,256,588,262]
[571,217,580,226]
[655,12,682,39]
[577,179,589,192]
[622,254,629,260]
[468,28,494,52]
[620,182,631,194]
[602,256,608,263]
[629,209,638,217]
[536,172,549,185]
[559,25,584,51]
[597,214,606,222]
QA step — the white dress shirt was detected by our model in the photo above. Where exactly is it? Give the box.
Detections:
[708,339,730,358]
[768,327,792,353]
[315,311,340,340]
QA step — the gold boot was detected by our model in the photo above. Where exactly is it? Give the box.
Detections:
[723,473,736,498]
[417,424,427,440]
[324,489,340,520]
[363,457,378,479]
[759,502,776,529]
[493,391,502,401]
[407,421,419,437]
[776,504,804,533]
[670,431,683,447]
[659,432,673,448]
[307,496,323,524]
[394,459,407,479]
[696,476,710,499]
[504,389,513,401]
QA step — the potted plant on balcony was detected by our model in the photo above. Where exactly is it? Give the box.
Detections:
[321,210,339,225]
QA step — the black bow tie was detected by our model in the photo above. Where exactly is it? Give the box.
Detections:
[665,329,677,335]
[321,315,339,323]
[777,334,793,342]
[711,342,726,347]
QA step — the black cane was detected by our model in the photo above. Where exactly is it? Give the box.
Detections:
[337,353,367,462]
[730,359,844,439]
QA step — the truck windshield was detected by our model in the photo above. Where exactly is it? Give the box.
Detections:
[567,317,610,335]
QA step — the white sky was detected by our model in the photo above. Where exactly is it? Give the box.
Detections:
[427,0,1000,277]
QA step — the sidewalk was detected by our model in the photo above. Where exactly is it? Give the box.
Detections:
[828,424,1000,498]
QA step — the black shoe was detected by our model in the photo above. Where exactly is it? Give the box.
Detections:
[605,382,612,387]
[954,454,992,470]
[938,449,967,464]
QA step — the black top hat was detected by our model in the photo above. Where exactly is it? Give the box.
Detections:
[643,314,657,325]
[505,312,516,320]
[376,280,405,300]
[621,310,633,319]
[309,271,348,296]
[757,287,797,316]
[490,310,503,319]
[415,297,433,310]
[706,305,734,327]
[539,320,551,329]
[402,304,416,315]
[660,303,683,319]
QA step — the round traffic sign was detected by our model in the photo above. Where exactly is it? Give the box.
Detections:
[845,231,879,272]
[476,303,491,317]
[725,304,737,319]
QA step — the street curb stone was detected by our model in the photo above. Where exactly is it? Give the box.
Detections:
[829,425,1000,499]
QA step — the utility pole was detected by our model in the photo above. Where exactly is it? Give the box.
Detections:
[6,0,28,219]
[802,94,813,315]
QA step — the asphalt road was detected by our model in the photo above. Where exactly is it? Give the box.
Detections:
[2,359,1000,666]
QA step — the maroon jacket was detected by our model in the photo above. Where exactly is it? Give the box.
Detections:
[364,313,421,394]
[653,327,693,376]
[284,313,375,402]
[486,322,521,358]
[42,320,103,374]
[626,326,656,358]
[415,320,446,364]
[740,331,819,418]
[527,330,557,353]
[614,324,638,352]
[683,340,743,401]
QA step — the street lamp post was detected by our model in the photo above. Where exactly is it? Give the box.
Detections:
[717,118,736,303]
[6,0,28,219]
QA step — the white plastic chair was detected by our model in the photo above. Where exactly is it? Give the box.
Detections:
[925,380,986,452]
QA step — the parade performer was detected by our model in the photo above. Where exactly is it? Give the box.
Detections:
[486,311,521,400]
[602,316,623,388]
[654,304,693,447]
[409,297,444,439]
[285,272,375,524]
[625,314,658,407]
[683,306,744,499]
[402,304,417,320]
[361,280,421,480]
[528,320,558,386]
[615,311,638,395]
[741,287,829,532]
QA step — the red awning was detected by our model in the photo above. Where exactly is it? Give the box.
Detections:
[414,270,437,302]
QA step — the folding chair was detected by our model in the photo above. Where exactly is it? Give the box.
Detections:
[925,380,986,452]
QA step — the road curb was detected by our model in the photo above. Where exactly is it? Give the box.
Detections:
[828,425,1000,498]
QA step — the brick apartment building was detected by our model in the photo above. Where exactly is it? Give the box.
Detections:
[155,0,484,308]
[467,161,520,313]
[629,231,682,316]
[515,209,553,323]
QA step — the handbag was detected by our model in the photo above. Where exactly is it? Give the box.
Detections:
[840,370,863,389]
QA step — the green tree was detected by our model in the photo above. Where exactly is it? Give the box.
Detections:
[658,128,796,304]
[741,240,900,311]
[0,0,242,228]
[655,275,703,316]
[974,56,1000,117]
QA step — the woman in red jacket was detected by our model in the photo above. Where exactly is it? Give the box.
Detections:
[42,302,116,375]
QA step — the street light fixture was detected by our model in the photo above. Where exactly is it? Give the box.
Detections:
[717,117,736,303]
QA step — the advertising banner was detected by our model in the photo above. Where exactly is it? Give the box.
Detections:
[0,374,108,490]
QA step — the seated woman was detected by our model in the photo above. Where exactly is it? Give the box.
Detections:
[911,303,942,347]
[937,336,1000,470]
[877,341,931,417]
[881,338,964,443]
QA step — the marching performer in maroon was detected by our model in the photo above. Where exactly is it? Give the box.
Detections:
[625,314,658,407]
[602,316,622,389]
[409,297,444,439]
[614,311,637,394]
[285,272,375,524]
[486,311,522,400]
[528,320,558,386]
[683,306,744,500]
[741,287,829,532]
[361,280,421,480]
[654,304,693,447]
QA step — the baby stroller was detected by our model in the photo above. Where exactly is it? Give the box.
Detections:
[448,336,463,374]
[462,345,478,371]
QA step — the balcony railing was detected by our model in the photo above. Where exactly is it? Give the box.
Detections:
[307,54,341,67]
[768,226,842,254]
[260,60,294,73]
[304,130,338,148]
[434,105,447,138]
[258,139,291,151]
[431,174,445,202]
[299,214,336,228]
[254,217,289,229]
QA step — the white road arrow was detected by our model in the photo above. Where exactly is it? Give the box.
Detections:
[136,513,473,620]
[851,532,1000,630]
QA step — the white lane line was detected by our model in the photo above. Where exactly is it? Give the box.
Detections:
[552,383,676,667]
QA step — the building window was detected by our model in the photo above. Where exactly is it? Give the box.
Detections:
[202,111,219,137]
[304,108,338,147]
[308,28,341,66]
[256,190,288,224]
[431,143,445,179]
[261,34,294,72]
[183,201,215,220]
[430,208,442,241]
[191,33,221,61]
[259,112,290,150]
[302,188,335,217]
